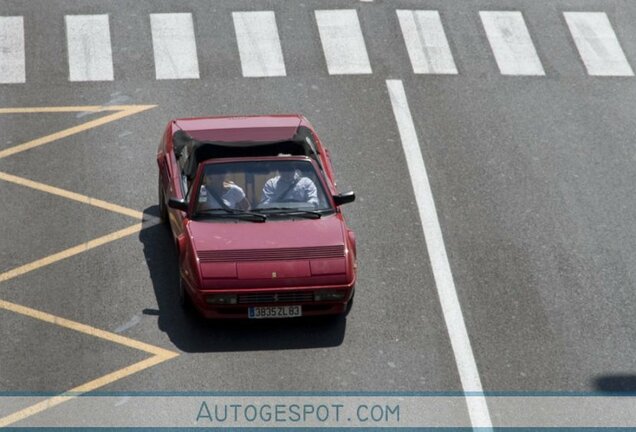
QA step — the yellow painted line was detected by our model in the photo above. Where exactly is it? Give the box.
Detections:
[0,220,159,284]
[0,298,176,357]
[0,104,174,427]
[0,105,156,159]
[0,171,144,220]
[0,298,178,427]
[0,355,171,428]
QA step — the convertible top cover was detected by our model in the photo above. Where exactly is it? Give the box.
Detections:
[173,126,320,179]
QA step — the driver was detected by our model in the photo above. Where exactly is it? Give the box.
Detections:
[200,170,250,211]
[260,164,319,207]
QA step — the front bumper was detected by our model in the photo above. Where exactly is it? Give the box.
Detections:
[185,283,355,319]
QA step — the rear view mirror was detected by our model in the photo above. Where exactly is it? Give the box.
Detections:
[168,198,188,212]
[333,191,355,206]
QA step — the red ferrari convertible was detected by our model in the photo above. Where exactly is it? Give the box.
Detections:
[157,115,357,319]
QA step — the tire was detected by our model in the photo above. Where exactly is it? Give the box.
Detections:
[179,275,205,323]
[321,292,354,324]
[179,274,193,311]
[345,289,355,316]
[158,177,169,225]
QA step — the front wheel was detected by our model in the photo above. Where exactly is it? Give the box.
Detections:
[345,290,355,316]
[158,178,169,225]
[178,274,193,311]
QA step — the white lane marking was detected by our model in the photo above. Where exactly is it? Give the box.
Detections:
[0,17,25,84]
[65,15,114,82]
[564,12,633,77]
[315,9,372,75]
[397,10,457,75]
[150,13,200,80]
[232,11,286,77]
[386,79,493,430]
[480,11,544,76]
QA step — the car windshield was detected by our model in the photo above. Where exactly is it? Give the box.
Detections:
[194,159,333,217]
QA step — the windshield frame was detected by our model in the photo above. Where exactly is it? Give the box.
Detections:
[189,156,335,219]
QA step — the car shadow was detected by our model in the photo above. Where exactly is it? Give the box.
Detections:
[138,206,346,353]
[594,374,636,393]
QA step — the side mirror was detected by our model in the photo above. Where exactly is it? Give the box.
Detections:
[168,198,188,213]
[333,191,355,206]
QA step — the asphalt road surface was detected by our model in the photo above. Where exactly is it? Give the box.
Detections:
[1,0,636,427]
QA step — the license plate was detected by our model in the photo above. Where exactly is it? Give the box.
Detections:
[248,305,302,319]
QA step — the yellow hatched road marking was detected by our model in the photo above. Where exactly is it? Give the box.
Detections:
[0,171,144,219]
[0,298,175,356]
[0,105,156,159]
[0,356,168,427]
[0,299,178,427]
[0,103,178,428]
[0,220,159,284]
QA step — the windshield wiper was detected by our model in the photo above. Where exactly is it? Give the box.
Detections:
[252,207,323,219]
[197,208,267,222]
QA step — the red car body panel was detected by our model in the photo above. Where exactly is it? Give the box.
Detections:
[157,114,356,319]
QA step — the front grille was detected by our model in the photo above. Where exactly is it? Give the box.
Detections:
[238,292,314,304]
[199,245,345,262]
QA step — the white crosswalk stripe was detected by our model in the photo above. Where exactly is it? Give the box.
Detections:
[233,11,286,77]
[397,10,457,75]
[150,13,200,80]
[315,9,372,75]
[65,15,114,82]
[5,9,636,84]
[480,11,545,76]
[564,12,633,77]
[0,16,25,84]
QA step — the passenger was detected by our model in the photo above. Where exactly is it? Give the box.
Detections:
[200,170,249,211]
[260,164,319,207]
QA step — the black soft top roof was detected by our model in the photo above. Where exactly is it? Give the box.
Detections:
[174,126,320,179]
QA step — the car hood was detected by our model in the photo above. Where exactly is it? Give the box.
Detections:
[189,214,344,251]
[188,215,349,286]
